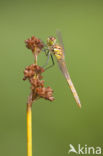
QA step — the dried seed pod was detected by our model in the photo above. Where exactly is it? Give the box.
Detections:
[25,36,44,53]
[23,64,54,104]
[23,64,44,80]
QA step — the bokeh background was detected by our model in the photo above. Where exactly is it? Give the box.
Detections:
[0,0,103,156]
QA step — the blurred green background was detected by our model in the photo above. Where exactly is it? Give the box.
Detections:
[0,0,103,156]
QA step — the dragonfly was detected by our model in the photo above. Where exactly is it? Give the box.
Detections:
[43,31,81,108]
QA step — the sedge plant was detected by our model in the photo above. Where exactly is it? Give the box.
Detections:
[23,36,54,156]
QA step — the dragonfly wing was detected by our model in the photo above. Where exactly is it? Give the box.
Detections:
[57,59,81,108]
[57,59,70,79]
[56,30,65,58]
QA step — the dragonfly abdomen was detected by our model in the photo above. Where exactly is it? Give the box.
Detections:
[56,59,81,108]
[67,78,81,108]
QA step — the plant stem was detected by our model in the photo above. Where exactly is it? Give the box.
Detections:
[27,103,32,156]
[34,54,37,65]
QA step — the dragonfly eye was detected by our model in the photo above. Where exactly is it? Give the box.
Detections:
[50,37,56,41]
[47,37,56,46]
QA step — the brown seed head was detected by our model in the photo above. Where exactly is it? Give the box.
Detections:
[25,36,44,53]
[23,64,44,80]
[36,87,54,101]
[23,64,54,104]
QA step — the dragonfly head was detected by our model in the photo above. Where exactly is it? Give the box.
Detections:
[47,37,56,46]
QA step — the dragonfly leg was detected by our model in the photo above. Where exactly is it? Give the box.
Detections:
[42,51,50,68]
[44,54,55,71]
[42,47,49,56]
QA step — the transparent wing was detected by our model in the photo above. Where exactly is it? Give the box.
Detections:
[57,59,81,108]
[56,30,65,58]
[56,31,81,108]
[57,59,70,80]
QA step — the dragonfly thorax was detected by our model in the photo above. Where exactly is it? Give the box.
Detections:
[53,45,63,60]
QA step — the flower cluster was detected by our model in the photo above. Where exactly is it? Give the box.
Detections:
[23,35,54,106]
[23,64,54,104]
[25,36,44,53]
[23,64,44,80]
